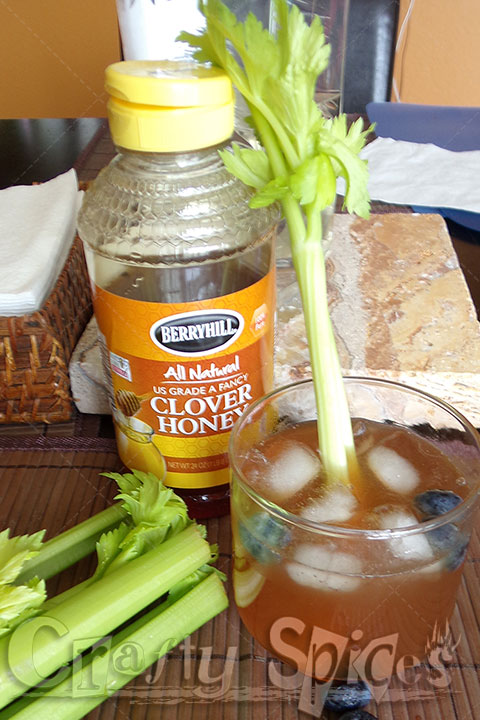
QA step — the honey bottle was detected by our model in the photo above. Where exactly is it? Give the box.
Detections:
[78,61,277,518]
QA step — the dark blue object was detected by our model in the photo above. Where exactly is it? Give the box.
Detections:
[238,512,290,564]
[426,522,470,572]
[366,102,480,230]
[445,538,469,572]
[339,711,378,720]
[427,523,461,551]
[324,681,372,713]
[414,490,463,517]
[366,103,480,150]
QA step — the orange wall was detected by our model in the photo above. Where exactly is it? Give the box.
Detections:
[392,0,480,106]
[2,0,478,115]
[0,0,121,118]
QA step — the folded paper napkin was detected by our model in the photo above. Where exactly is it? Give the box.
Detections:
[337,137,480,214]
[0,169,82,316]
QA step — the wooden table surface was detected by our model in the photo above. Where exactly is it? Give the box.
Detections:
[1,117,480,719]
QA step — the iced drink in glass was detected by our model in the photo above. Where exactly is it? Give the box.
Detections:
[229,378,480,682]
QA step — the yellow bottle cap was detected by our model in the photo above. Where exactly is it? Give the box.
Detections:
[105,60,234,152]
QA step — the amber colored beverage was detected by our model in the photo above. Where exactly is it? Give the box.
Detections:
[229,378,480,682]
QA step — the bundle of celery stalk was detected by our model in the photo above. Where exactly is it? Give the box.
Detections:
[0,471,227,719]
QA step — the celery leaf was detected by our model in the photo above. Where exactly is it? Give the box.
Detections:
[92,522,130,580]
[0,529,45,586]
[0,529,47,637]
[97,471,190,577]
[290,154,336,207]
[0,578,46,637]
[318,117,372,216]
[219,144,272,189]
[250,176,289,208]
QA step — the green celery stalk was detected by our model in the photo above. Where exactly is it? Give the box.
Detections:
[0,523,210,710]
[16,504,128,585]
[12,471,193,633]
[0,573,228,720]
[250,104,356,484]
[293,234,357,482]
[181,0,371,486]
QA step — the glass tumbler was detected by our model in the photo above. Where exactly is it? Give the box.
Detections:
[229,377,480,683]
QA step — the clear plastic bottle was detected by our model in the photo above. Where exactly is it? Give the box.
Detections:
[78,61,278,518]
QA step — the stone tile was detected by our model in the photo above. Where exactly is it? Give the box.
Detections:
[276,213,480,426]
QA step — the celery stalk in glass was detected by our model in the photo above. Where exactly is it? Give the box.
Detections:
[181,0,371,485]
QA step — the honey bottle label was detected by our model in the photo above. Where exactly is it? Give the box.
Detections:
[93,269,275,488]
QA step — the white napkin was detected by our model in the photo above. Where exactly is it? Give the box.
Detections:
[0,169,82,316]
[337,137,480,214]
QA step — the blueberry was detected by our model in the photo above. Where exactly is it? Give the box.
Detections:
[339,712,377,720]
[427,522,461,551]
[425,521,470,571]
[324,681,372,713]
[238,512,290,565]
[445,538,469,571]
[414,490,462,517]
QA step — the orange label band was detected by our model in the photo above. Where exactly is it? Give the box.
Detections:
[93,269,275,489]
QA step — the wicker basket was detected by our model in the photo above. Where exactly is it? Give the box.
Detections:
[0,235,93,424]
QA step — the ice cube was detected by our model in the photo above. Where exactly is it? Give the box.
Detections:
[300,485,357,524]
[264,442,321,501]
[380,510,434,562]
[287,543,362,592]
[417,559,445,576]
[367,445,419,494]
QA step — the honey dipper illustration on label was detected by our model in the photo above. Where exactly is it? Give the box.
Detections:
[115,389,151,417]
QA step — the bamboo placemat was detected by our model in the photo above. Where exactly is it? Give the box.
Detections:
[1,442,480,719]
